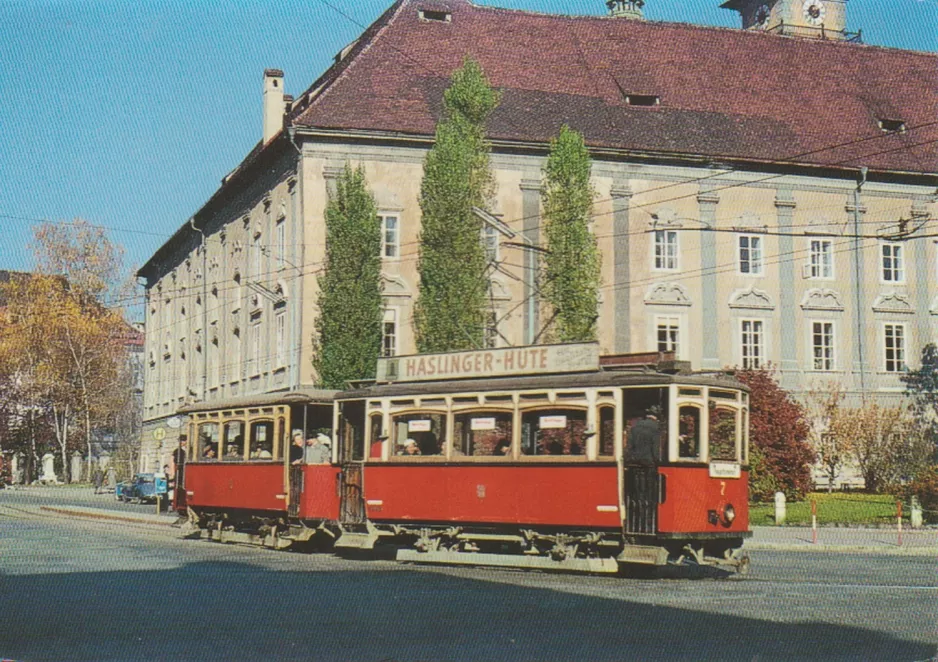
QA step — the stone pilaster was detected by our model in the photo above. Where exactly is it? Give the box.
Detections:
[612,182,633,354]
[698,184,720,369]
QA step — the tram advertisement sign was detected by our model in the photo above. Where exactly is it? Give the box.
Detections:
[376,343,600,383]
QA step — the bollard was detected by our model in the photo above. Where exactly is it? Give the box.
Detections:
[811,500,818,544]
[156,495,161,515]
[896,500,903,547]
[774,491,786,526]
[910,496,923,530]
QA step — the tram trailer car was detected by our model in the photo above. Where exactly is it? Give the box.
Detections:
[333,345,751,574]
[180,390,340,548]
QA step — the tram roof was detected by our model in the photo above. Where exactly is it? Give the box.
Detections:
[339,369,747,400]
[177,388,337,414]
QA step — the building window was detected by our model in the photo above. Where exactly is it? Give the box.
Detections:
[253,233,262,279]
[811,321,834,371]
[382,309,397,357]
[654,230,678,270]
[884,324,906,373]
[276,218,285,269]
[881,243,904,283]
[380,214,399,259]
[482,224,499,263]
[484,310,500,349]
[738,235,763,275]
[275,309,286,367]
[230,327,241,381]
[232,273,242,311]
[740,319,764,369]
[809,239,833,279]
[655,316,680,357]
[248,313,261,376]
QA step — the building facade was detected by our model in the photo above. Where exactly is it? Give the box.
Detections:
[137,0,938,476]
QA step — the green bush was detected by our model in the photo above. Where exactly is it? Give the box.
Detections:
[900,464,938,523]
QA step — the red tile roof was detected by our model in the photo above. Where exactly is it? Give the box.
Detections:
[292,0,938,175]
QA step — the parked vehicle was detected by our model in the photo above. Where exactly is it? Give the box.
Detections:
[116,473,168,503]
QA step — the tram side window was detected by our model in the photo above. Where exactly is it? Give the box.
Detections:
[598,406,616,457]
[223,421,245,461]
[197,422,219,461]
[392,412,446,456]
[453,411,512,457]
[709,403,738,462]
[249,421,274,459]
[623,388,669,465]
[678,406,702,460]
[369,413,384,459]
[521,409,587,456]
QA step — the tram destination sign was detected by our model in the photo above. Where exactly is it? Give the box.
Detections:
[376,343,600,383]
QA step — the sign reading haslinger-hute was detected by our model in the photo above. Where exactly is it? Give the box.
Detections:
[376,343,600,383]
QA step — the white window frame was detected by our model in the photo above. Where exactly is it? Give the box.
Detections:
[883,323,907,373]
[809,320,835,371]
[739,318,765,370]
[737,234,763,276]
[808,238,834,280]
[653,229,679,271]
[654,315,682,359]
[484,310,501,349]
[248,314,261,376]
[382,308,398,357]
[380,214,400,260]
[253,233,262,280]
[276,217,286,270]
[482,224,500,263]
[881,242,905,284]
[275,309,286,368]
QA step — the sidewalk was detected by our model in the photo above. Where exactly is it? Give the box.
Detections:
[746,525,937,556]
[37,505,179,527]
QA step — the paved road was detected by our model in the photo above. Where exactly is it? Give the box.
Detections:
[0,485,172,516]
[1,504,935,661]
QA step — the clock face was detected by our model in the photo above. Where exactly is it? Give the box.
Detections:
[802,0,826,26]
[754,4,771,28]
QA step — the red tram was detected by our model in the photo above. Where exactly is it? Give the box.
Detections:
[180,343,751,574]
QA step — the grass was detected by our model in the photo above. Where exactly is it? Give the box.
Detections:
[749,492,907,527]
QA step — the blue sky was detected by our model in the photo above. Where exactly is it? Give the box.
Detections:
[1,0,936,299]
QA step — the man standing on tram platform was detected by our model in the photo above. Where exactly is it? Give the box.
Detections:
[304,433,332,464]
[289,431,306,465]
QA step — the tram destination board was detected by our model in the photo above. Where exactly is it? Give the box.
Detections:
[376,343,600,383]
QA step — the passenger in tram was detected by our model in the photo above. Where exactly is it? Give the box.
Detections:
[304,433,332,464]
[399,438,421,456]
[202,445,217,460]
[626,411,660,466]
[289,431,305,465]
[250,444,272,459]
[226,444,241,459]
[494,438,511,456]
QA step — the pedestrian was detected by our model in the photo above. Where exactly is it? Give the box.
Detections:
[92,467,104,495]
[106,465,116,493]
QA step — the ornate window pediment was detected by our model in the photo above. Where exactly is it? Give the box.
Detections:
[872,292,914,315]
[649,207,683,228]
[733,211,767,233]
[729,286,774,310]
[805,216,839,236]
[381,274,412,299]
[801,288,844,312]
[487,276,511,302]
[645,282,692,307]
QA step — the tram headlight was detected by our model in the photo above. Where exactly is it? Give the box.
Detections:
[723,503,736,525]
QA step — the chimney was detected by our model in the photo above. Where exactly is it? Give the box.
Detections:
[607,0,644,19]
[263,69,285,144]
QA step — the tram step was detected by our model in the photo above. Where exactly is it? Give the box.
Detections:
[334,531,379,550]
[396,549,619,574]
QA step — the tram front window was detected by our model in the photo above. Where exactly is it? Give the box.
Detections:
[623,388,669,465]
[708,402,738,461]
[223,421,245,461]
[678,405,702,460]
[249,421,274,459]
[521,409,587,456]
[392,413,446,456]
[453,411,512,457]
[197,423,219,460]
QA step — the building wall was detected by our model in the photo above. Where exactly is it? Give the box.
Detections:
[141,136,937,454]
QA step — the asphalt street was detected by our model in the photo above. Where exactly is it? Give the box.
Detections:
[1,496,936,662]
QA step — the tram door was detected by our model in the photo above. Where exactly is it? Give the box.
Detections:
[337,401,366,525]
[623,388,668,536]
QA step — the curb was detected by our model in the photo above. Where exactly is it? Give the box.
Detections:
[743,542,936,557]
[39,506,178,528]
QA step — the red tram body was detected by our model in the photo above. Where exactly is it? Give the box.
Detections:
[180,344,751,573]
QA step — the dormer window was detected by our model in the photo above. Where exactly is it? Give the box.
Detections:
[878,119,906,133]
[625,94,660,107]
[419,9,451,23]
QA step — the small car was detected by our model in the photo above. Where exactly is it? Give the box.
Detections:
[115,473,168,503]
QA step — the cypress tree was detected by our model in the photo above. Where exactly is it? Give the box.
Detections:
[541,125,601,342]
[312,164,383,389]
[414,58,500,353]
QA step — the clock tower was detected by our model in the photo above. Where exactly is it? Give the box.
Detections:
[720,0,853,41]
[607,0,645,20]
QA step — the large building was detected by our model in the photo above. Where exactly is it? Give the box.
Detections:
[137,0,937,473]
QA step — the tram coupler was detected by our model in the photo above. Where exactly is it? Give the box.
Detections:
[678,544,751,574]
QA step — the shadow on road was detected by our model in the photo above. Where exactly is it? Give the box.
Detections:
[0,559,931,662]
